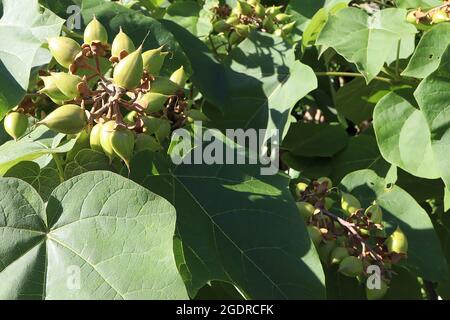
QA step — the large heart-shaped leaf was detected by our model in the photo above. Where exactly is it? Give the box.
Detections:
[339,169,449,282]
[130,150,326,299]
[0,0,64,119]
[395,0,441,8]
[316,8,416,82]
[64,149,110,180]
[0,171,187,299]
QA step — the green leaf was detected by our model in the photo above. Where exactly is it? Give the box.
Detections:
[316,8,416,82]
[0,0,64,119]
[0,171,187,299]
[64,149,111,180]
[4,161,60,200]
[206,32,317,139]
[373,92,440,179]
[0,126,76,175]
[282,153,333,179]
[395,0,442,8]
[340,169,449,282]
[130,151,326,299]
[282,122,348,157]
[414,45,450,189]
[383,266,423,299]
[403,24,450,79]
[164,1,206,37]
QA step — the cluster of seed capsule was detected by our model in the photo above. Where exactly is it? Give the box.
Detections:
[406,1,449,29]
[3,16,203,170]
[211,0,296,45]
[294,177,409,300]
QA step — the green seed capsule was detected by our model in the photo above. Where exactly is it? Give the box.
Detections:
[90,122,104,152]
[282,21,296,34]
[431,10,449,24]
[275,13,291,23]
[317,177,332,189]
[341,193,361,216]
[330,247,349,265]
[142,46,168,76]
[213,20,231,33]
[110,127,135,170]
[39,76,71,104]
[307,225,323,247]
[100,121,117,161]
[113,45,144,90]
[255,4,265,18]
[51,72,83,100]
[266,5,283,16]
[318,240,336,265]
[111,27,135,58]
[124,111,137,125]
[296,201,315,222]
[235,0,252,15]
[4,112,28,140]
[137,92,169,113]
[48,37,81,68]
[262,16,275,32]
[84,16,108,45]
[247,0,260,6]
[150,77,180,95]
[229,31,244,45]
[135,133,163,152]
[295,182,308,197]
[386,227,408,254]
[38,104,87,134]
[366,280,389,300]
[169,66,187,88]
[225,15,240,26]
[142,116,172,142]
[235,24,251,37]
[338,256,364,277]
[365,204,383,224]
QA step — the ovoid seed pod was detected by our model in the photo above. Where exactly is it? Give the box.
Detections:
[84,16,108,45]
[274,28,284,37]
[124,111,137,125]
[51,72,83,100]
[318,240,336,264]
[296,202,315,221]
[406,11,417,24]
[431,10,449,24]
[366,280,389,300]
[142,46,168,76]
[135,133,163,153]
[39,76,71,103]
[275,13,291,23]
[111,27,135,58]
[235,0,252,15]
[90,122,104,152]
[341,192,361,216]
[282,21,296,34]
[48,37,81,68]
[330,247,349,265]
[137,92,169,113]
[229,31,244,45]
[317,176,332,189]
[169,66,187,88]
[113,45,144,90]
[262,16,275,32]
[110,128,135,170]
[38,104,87,134]
[213,20,231,33]
[254,4,265,18]
[385,227,408,254]
[225,15,240,26]
[295,182,308,197]
[142,116,171,142]
[307,225,322,248]
[4,112,28,140]
[235,24,251,37]
[247,0,260,6]
[150,77,180,95]
[338,256,363,277]
[365,204,383,224]
[100,121,117,162]
[266,5,283,16]
[324,197,334,210]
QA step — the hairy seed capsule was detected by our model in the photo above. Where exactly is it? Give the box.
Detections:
[338,256,363,277]
[110,128,135,170]
[307,225,323,247]
[142,46,168,76]
[90,122,104,152]
[38,104,87,134]
[39,76,71,103]
[386,227,408,254]
[137,92,169,113]
[296,201,315,222]
[366,280,388,300]
[51,72,83,100]
[365,204,383,224]
[150,77,180,95]
[113,45,143,90]
[48,37,81,68]
[100,121,117,161]
[84,16,108,45]
[4,112,28,140]
[341,193,361,216]
[135,133,163,152]
[169,66,187,88]
[111,27,135,58]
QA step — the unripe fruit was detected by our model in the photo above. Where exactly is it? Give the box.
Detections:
[282,21,296,34]
[39,76,71,103]
[51,72,83,100]
[90,122,104,152]
[262,16,275,32]
[255,4,265,18]
[366,280,388,300]
[124,111,137,125]
[226,15,240,26]
[341,193,361,215]
[295,182,308,197]
[142,46,168,76]
[135,133,163,152]
[318,240,336,264]
[113,45,144,90]
[142,116,172,142]
[100,121,117,161]
[235,24,251,37]
[386,227,408,254]
[235,0,252,15]
[296,201,315,221]
[48,37,81,69]
[330,247,349,265]
[84,16,108,45]
[365,204,383,224]
[150,77,180,95]
[213,20,231,33]
[266,5,283,16]
[338,256,364,277]
[4,112,28,140]
[229,31,244,45]
[169,66,188,88]
[431,10,449,24]
[137,92,169,113]
[307,225,322,247]
[186,109,209,122]
[406,11,417,24]
[110,127,135,169]
[111,27,135,58]
[274,28,284,37]
[324,197,334,210]
[275,13,291,23]
[317,177,332,189]
[38,104,87,134]
[247,0,260,6]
